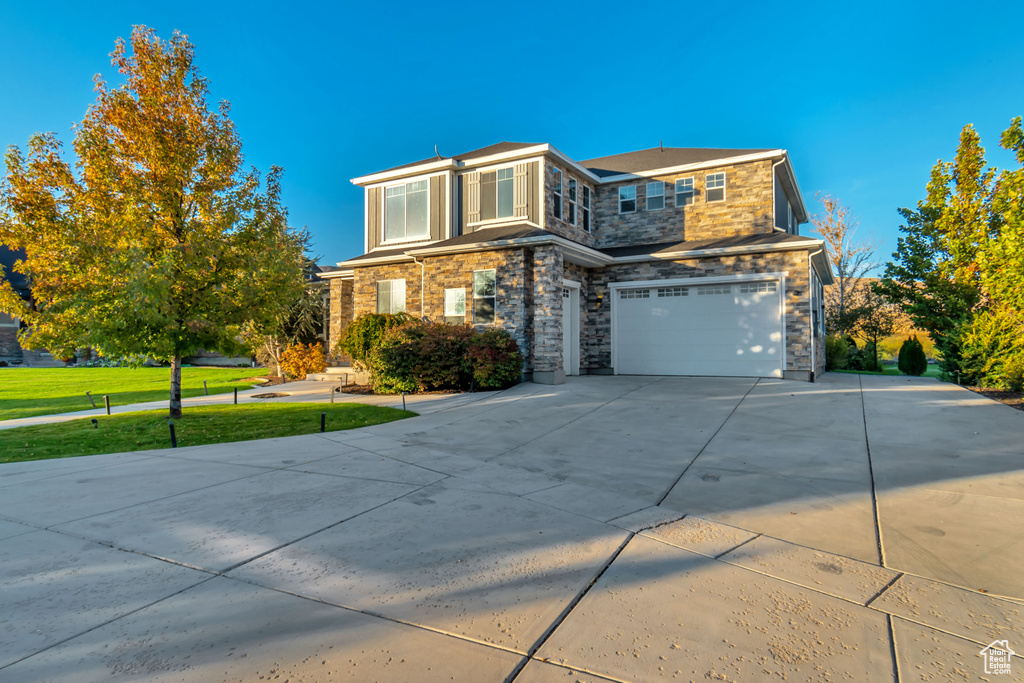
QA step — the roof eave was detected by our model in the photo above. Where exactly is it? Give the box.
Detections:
[590,149,786,184]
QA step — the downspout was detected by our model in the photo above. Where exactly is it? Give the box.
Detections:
[411,255,426,318]
[771,158,785,232]
[809,248,822,380]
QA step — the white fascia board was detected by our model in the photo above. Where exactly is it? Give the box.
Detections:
[404,232,612,266]
[544,146,604,183]
[811,249,835,285]
[338,254,416,268]
[608,271,788,290]
[782,154,810,223]
[611,238,824,263]
[351,158,459,186]
[593,150,786,184]
[319,268,355,279]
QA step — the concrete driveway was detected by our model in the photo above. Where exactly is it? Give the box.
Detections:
[0,373,1021,681]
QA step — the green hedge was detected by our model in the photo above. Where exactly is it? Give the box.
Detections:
[368,320,524,393]
[335,312,412,366]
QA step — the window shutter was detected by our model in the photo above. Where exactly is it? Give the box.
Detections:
[514,163,529,218]
[465,172,480,224]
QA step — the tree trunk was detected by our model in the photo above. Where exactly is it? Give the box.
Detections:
[169,355,183,419]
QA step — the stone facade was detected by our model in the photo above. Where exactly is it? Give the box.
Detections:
[575,249,820,377]
[531,245,563,383]
[592,160,775,248]
[543,160,597,247]
[328,278,354,358]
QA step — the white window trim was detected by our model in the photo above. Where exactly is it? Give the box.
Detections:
[618,185,637,214]
[473,268,497,324]
[376,279,407,314]
[646,181,665,211]
[381,179,431,246]
[581,185,591,233]
[705,172,726,203]
[608,273,788,376]
[474,165,516,224]
[674,176,694,208]
[552,168,563,221]
[567,177,578,225]
[444,287,466,319]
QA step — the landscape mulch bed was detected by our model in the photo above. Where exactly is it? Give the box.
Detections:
[967,387,1024,412]
[340,385,461,396]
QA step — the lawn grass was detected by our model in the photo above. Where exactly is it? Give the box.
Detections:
[0,402,414,463]
[0,367,270,421]
[832,365,944,378]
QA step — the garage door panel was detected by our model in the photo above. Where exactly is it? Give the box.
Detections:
[615,281,783,378]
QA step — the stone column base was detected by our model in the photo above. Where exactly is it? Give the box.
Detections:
[532,370,566,385]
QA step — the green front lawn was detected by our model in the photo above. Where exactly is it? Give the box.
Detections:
[0,367,270,421]
[0,402,414,463]
[832,365,944,378]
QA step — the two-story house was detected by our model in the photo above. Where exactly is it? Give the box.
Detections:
[322,142,833,384]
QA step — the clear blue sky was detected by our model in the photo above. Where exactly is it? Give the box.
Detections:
[2,1,1022,271]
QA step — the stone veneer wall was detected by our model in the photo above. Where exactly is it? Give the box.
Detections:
[352,249,537,374]
[580,249,816,377]
[531,245,563,382]
[592,160,776,248]
[328,278,354,359]
[0,316,22,361]
[543,160,597,247]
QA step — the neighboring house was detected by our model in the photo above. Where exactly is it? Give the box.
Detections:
[322,142,833,384]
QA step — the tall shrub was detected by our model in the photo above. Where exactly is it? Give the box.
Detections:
[959,306,1024,390]
[336,312,411,368]
[824,335,849,371]
[468,329,524,387]
[279,342,327,380]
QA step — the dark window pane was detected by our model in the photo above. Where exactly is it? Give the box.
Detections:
[481,172,496,220]
[474,298,495,324]
[621,199,635,213]
[553,195,561,219]
[706,188,724,202]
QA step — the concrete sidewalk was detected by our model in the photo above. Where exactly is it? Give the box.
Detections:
[0,374,1020,681]
[0,379,491,430]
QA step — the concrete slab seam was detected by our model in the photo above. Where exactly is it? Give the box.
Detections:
[506,532,637,683]
[0,575,219,672]
[713,532,762,559]
[0,454,159,490]
[655,377,761,506]
[859,375,886,568]
[28,467,272,530]
[284,466,452,488]
[864,572,905,608]
[495,378,670,460]
[887,614,901,682]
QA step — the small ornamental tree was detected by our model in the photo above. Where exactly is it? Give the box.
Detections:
[898,336,928,376]
[0,27,305,418]
[279,342,327,380]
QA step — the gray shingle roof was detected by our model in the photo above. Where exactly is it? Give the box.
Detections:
[365,142,541,177]
[580,147,775,178]
[597,232,816,258]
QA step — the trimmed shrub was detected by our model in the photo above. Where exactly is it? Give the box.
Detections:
[279,342,327,380]
[824,335,849,371]
[368,321,523,393]
[898,336,927,376]
[336,312,412,367]
[468,328,525,388]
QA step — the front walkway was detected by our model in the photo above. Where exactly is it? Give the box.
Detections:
[0,374,1020,681]
[0,379,485,430]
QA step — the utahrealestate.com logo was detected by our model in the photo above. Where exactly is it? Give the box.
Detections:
[980,640,1015,675]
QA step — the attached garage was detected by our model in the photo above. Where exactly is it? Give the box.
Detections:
[611,276,784,378]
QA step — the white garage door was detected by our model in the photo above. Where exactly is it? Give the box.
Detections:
[614,280,783,378]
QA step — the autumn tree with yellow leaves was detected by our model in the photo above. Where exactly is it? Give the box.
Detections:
[0,27,305,417]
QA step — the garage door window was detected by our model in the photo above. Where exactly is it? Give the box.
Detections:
[619,289,650,299]
[697,285,731,295]
[657,286,688,297]
[738,282,777,293]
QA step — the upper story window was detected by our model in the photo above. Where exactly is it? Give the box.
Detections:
[705,173,726,203]
[385,180,429,241]
[552,169,563,220]
[582,186,591,232]
[481,167,514,221]
[377,279,406,314]
[473,269,496,324]
[675,177,694,207]
[646,182,665,211]
[619,185,636,214]
[567,179,577,224]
